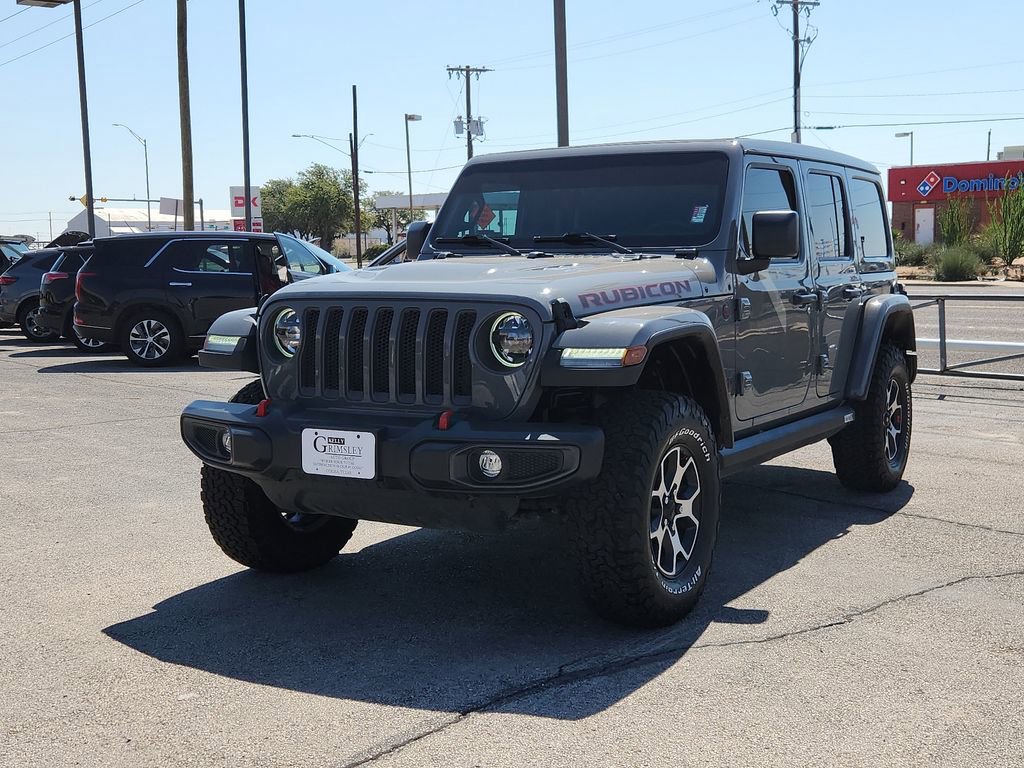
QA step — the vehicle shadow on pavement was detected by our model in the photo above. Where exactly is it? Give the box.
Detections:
[104,468,913,720]
[29,356,203,374]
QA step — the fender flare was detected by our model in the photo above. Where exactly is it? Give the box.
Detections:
[541,306,733,447]
[197,307,260,372]
[845,293,916,400]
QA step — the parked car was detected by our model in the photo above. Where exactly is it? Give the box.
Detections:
[36,244,112,351]
[0,238,30,272]
[0,248,64,341]
[181,139,916,628]
[75,231,349,367]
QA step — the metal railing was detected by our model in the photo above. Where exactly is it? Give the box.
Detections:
[910,293,1024,382]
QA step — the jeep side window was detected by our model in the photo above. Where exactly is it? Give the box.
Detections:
[850,178,889,260]
[740,167,798,260]
[806,173,848,260]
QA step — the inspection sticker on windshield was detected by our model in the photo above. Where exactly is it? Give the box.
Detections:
[691,205,709,223]
[301,429,376,479]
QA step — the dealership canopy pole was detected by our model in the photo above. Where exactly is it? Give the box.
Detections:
[238,0,252,232]
[352,85,363,269]
[554,0,569,147]
[71,0,95,237]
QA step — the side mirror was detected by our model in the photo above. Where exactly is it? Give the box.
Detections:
[736,210,800,275]
[406,221,432,261]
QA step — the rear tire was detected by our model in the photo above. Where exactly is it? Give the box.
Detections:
[120,309,184,366]
[19,303,58,342]
[65,313,114,352]
[565,391,720,627]
[829,344,912,492]
[200,380,358,572]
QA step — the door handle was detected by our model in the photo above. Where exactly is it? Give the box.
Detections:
[168,282,193,287]
[842,286,865,300]
[791,291,818,308]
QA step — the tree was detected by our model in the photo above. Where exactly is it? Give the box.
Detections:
[366,190,427,244]
[260,164,352,245]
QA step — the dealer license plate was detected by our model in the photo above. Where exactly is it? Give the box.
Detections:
[300,428,376,479]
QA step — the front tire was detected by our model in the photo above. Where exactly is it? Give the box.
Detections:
[200,380,358,572]
[565,391,721,628]
[829,344,912,491]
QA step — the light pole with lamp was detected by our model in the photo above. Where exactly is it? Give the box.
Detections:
[18,0,95,237]
[895,131,914,165]
[404,114,421,216]
[113,123,151,231]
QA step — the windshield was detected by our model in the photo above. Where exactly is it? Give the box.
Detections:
[277,233,351,273]
[429,151,728,254]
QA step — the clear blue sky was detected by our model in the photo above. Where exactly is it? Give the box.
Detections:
[1,0,1022,239]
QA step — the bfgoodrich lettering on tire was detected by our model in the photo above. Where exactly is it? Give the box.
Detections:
[200,380,358,572]
[565,391,721,627]
[829,343,912,492]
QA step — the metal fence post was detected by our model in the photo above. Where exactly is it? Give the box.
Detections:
[937,298,947,373]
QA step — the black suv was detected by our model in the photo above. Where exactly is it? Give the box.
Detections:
[75,231,349,366]
[0,248,64,341]
[36,244,112,351]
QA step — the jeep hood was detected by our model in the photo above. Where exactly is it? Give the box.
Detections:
[273,255,720,319]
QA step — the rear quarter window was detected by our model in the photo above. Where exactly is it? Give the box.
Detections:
[92,238,166,270]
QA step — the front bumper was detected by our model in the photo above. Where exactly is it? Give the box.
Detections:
[180,400,604,531]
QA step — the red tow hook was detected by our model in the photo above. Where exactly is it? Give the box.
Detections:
[437,409,455,431]
[255,398,272,417]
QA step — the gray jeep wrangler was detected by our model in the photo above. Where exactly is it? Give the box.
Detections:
[181,139,915,627]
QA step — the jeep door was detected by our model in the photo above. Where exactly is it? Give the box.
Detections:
[734,159,814,422]
[162,239,259,336]
[798,163,861,398]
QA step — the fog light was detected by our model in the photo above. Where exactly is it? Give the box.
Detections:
[478,450,502,478]
[221,429,233,456]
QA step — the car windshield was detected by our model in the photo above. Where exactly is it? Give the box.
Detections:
[279,234,350,272]
[429,151,729,254]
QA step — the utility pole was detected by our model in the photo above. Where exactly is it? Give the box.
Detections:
[238,0,252,232]
[447,65,491,159]
[774,1,818,144]
[987,129,992,161]
[351,85,363,269]
[176,0,195,229]
[553,0,569,147]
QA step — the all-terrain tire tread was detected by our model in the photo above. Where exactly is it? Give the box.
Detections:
[565,391,720,628]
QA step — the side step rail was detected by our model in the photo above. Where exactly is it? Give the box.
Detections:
[720,406,854,477]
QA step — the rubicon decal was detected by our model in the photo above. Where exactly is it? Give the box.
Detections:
[578,280,693,309]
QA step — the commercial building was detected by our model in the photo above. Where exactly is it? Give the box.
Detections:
[888,159,1024,244]
[64,207,233,238]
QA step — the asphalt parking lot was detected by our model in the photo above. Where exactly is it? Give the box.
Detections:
[2,328,1022,768]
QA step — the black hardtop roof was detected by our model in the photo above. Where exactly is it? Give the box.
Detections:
[464,138,879,175]
[94,230,277,244]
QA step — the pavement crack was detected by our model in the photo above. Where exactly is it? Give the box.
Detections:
[339,571,1024,767]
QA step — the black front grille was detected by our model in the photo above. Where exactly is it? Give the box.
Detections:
[299,302,480,408]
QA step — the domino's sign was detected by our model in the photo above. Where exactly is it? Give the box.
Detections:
[940,171,1024,194]
[889,160,1024,202]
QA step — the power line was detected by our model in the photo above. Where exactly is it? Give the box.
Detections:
[810,116,1024,130]
[0,7,29,25]
[0,0,109,51]
[0,0,147,70]
[805,87,1024,99]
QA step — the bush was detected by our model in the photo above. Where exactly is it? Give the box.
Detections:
[987,180,1024,264]
[938,195,972,246]
[363,242,390,260]
[896,241,934,267]
[932,247,981,282]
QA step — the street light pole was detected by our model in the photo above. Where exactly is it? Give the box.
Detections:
[404,114,421,216]
[113,123,151,230]
[553,0,569,147]
[895,131,914,165]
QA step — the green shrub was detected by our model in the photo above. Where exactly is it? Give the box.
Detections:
[968,230,1000,266]
[938,195,972,246]
[896,241,934,267]
[932,247,981,282]
[987,179,1024,264]
[363,242,390,260]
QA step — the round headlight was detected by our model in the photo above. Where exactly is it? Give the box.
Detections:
[489,312,533,367]
[273,308,302,357]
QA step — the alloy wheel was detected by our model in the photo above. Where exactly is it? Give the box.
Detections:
[129,319,171,360]
[649,445,702,578]
[73,325,105,349]
[25,308,51,340]
[885,377,904,465]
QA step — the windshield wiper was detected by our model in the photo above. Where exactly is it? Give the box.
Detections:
[533,232,634,255]
[435,233,522,256]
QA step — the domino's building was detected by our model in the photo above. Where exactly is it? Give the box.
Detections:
[888,157,1024,245]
